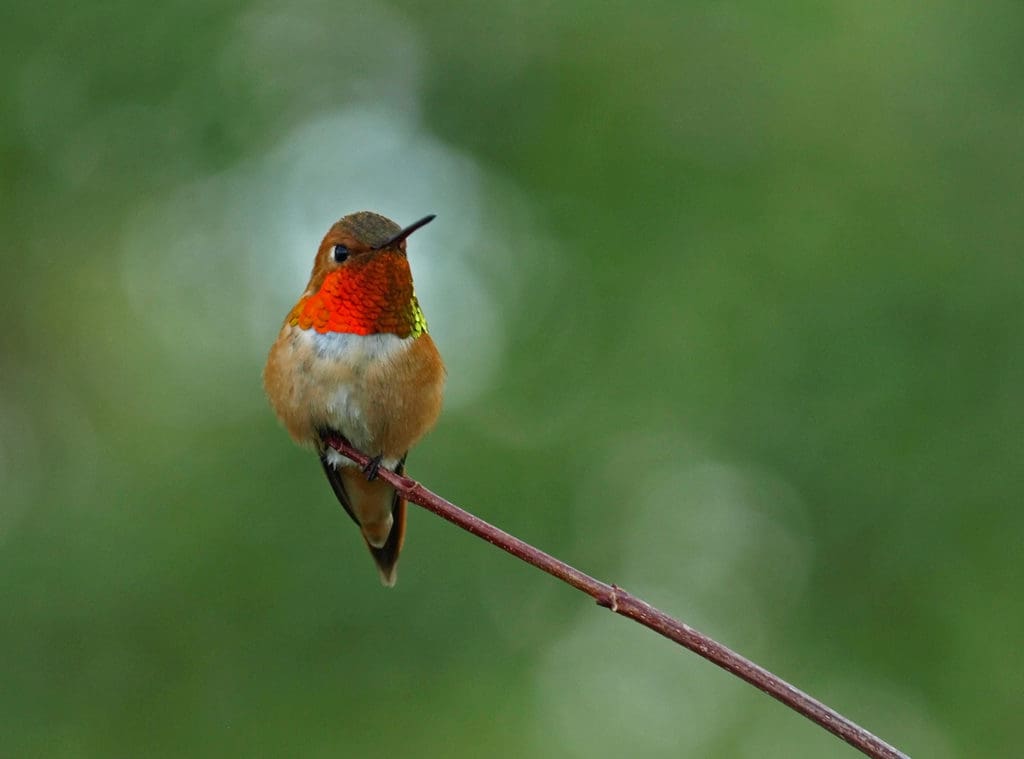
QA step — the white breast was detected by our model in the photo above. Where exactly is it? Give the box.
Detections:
[307,330,414,364]
[292,328,414,470]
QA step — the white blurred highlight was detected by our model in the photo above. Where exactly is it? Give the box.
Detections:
[120,110,539,422]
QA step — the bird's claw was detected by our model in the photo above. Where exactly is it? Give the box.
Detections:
[362,454,383,481]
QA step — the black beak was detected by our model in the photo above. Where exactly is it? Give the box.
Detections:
[375,214,436,250]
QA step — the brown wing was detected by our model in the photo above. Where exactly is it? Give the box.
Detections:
[318,452,408,587]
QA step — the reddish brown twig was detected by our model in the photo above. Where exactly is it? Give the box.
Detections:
[325,436,909,759]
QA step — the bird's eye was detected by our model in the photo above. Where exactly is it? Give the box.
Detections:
[332,244,349,263]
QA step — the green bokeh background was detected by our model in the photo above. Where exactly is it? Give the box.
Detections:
[2,3,1021,757]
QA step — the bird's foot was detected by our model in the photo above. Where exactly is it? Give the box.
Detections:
[362,454,384,481]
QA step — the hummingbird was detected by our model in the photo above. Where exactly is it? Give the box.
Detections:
[263,211,445,586]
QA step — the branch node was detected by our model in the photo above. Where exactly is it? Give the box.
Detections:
[596,584,621,613]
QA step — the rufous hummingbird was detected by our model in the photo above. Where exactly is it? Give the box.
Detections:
[264,211,445,586]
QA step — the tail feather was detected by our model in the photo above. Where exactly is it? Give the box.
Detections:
[368,497,406,587]
[319,448,408,586]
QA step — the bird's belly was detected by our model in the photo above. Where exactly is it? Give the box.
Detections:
[265,326,440,468]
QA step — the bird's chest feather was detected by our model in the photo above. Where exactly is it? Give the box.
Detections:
[268,325,415,445]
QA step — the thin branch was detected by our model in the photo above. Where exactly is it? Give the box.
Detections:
[325,436,909,759]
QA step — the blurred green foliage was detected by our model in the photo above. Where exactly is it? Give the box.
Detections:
[2,2,1022,757]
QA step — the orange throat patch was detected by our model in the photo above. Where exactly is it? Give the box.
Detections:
[288,253,428,338]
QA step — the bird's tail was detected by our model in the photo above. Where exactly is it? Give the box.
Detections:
[319,451,408,586]
[365,498,406,587]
